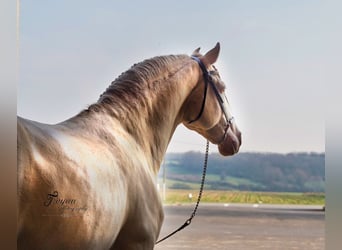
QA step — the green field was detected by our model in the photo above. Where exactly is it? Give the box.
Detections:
[160,189,325,205]
[159,175,265,190]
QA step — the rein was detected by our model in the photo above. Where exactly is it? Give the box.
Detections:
[155,140,210,245]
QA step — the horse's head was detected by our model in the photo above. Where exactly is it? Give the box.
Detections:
[183,43,242,156]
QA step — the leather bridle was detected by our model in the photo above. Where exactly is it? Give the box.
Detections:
[189,56,234,143]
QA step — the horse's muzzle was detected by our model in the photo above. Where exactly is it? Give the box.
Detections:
[218,123,241,156]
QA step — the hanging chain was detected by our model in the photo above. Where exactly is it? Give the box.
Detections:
[156,140,210,244]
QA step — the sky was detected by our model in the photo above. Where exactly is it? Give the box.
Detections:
[17,0,327,154]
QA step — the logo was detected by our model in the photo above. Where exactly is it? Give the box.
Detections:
[43,190,88,217]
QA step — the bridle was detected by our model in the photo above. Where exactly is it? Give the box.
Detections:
[155,56,235,245]
[188,56,234,144]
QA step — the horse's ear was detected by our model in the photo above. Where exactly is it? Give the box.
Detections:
[192,47,201,55]
[202,42,220,66]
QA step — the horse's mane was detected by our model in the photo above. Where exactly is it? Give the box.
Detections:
[79,54,190,118]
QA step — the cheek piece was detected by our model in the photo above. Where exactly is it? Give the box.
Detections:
[190,56,235,143]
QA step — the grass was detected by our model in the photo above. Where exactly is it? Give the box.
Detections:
[205,174,262,186]
[158,176,265,190]
[157,174,268,190]
[159,189,325,205]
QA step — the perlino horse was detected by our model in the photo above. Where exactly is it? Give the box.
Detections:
[17,43,241,249]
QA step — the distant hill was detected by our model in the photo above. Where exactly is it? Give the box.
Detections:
[158,152,325,193]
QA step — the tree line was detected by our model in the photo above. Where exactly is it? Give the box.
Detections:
[160,152,325,192]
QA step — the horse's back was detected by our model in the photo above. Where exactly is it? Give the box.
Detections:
[17,117,130,249]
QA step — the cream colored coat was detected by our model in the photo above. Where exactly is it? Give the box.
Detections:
[17,43,241,249]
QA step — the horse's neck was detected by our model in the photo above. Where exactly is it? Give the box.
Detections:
[68,58,198,174]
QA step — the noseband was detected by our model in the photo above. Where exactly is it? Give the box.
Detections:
[189,56,234,142]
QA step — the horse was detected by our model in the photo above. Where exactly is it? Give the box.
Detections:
[17,42,241,249]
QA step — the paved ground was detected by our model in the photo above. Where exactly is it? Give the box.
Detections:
[155,203,325,250]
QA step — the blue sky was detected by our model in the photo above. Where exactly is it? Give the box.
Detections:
[17,1,326,153]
